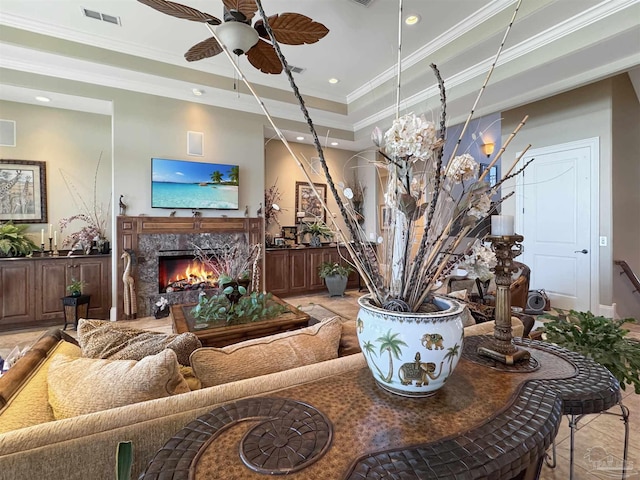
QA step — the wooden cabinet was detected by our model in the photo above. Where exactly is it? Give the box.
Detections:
[0,255,111,330]
[264,246,359,297]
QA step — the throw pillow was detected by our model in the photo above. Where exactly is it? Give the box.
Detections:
[339,317,361,356]
[47,349,189,419]
[77,319,201,366]
[190,317,342,388]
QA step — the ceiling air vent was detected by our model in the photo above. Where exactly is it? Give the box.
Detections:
[82,8,122,26]
[287,65,306,74]
[348,0,374,6]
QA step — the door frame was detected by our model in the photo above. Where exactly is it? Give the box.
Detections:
[515,137,600,312]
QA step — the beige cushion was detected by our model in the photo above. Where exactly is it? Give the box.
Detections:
[77,319,201,366]
[464,317,524,337]
[338,317,361,356]
[47,349,190,419]
[190,317,342,387]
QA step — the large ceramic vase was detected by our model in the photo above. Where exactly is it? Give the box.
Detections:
[356,295,465,397]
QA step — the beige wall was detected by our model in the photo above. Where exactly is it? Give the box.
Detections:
[502,76,628,313]
[611,75,640,318]
[264,141,365,243]
[0,100,112,247]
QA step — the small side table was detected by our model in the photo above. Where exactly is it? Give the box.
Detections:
[61,295,91,330]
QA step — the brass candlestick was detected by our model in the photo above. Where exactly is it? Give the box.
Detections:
[477,234,531,365]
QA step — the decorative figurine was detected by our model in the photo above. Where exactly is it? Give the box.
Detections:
[169,211,176,217]
[121,250,137,319]
[119,195,127,216]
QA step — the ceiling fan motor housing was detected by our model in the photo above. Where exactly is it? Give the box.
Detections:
[216,20,259,55]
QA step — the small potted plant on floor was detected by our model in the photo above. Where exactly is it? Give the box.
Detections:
[318,261,354,297]
[66,278,85,297]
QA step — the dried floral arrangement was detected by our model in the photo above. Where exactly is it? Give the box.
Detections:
[59,154,110,253]
[192,241,261,287]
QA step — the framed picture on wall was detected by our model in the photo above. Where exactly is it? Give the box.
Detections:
[479,163,498,187]
[0,159,47,223]
[295,181,327,223]
[379,204,392,230]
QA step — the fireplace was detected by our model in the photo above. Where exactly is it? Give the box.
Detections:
[158,254,217,293]
[116,216,263,319]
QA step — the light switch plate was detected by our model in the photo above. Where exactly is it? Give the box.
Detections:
[599,236,607,247]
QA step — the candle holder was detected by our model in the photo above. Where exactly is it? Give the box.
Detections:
[48,237,53,256]
[40,243,45,256]
[53,243,59,256]
[477,234,531,365]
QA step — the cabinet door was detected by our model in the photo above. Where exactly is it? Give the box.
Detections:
[0,261,35,328]
[75,259,109,318]
[264,251,289,296]
[37,260,68,320]
[307,249,327,290]
[288,250,308,294]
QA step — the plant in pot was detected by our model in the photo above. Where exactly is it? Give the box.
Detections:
[541,310,640,394]
[144,0,531,397]
[318,261,354,297]
[301,220,333,247]
[66,278,85,297]
[0,222,38,257]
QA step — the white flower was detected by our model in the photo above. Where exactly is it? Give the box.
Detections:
[155,296,169,308]
[384,113,437,162]
[343,187,354,199]
[448,153,479,182]
[468,193,491,219]
[458,240,497,281]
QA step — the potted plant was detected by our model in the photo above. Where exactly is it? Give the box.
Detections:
[541,310,640,394]
[318,261,354,297]
[0,222,38,257]
[301,220,333,247]
[66,278,85,297]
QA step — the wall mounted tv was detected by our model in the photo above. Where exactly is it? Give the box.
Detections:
[151,158,239,210]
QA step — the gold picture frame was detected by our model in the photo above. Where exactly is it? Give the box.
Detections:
[295,181,326,223]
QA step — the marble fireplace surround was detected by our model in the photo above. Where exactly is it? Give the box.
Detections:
[116,216,262,319]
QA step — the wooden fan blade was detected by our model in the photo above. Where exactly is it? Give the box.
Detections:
[265,13,329,45]
[246,39,283,74]
[185,37,223,62]
[222,0,257,21]
[137,0,221,24]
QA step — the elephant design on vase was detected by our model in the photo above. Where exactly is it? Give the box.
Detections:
[398,352,444,387]
[421,333,444,350]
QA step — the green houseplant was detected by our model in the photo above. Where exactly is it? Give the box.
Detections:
[66,278,85,297]
[301,220,333,247]
[318,262,354,297]
[0,222,38,257]
[542,310,640,394]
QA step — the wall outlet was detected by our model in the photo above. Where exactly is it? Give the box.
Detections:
[599,236,607,247]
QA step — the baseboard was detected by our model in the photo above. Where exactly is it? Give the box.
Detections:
[598,303,617,318]
[110,307,118,322]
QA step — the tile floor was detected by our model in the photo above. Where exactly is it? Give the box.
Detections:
[1,289,638,479]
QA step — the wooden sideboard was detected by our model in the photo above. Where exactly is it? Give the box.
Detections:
[265,246,359,297]
[0,254,111,331]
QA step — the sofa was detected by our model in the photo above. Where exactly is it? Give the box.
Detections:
[0,314,523,480]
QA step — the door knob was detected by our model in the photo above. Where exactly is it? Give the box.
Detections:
[574,249,588,254]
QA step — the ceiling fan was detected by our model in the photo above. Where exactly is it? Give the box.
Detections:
[137,0,329,74]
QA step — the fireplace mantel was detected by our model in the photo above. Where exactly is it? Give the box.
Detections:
[116,216,262,320]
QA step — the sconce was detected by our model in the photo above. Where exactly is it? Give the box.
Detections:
[482,142,495,157]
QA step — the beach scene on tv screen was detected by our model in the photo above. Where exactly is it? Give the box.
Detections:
[152,158,239,209]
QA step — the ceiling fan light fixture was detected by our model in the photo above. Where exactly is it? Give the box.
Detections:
[216,21,259,56]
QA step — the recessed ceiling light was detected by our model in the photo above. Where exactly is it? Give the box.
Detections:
[35,96,51,102]
[405,15,420,25]
[330,141,339,146]
[328,78,339,84]
[296,136,304,141]
[192,88,204,96]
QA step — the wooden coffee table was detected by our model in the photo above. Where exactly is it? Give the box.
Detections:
[171,295,310,347]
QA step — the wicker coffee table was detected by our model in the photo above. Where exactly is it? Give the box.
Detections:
[170,295,310,347]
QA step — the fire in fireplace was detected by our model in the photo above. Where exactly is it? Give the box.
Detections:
[158,255,217,293]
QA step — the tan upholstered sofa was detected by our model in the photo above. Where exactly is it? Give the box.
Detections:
[0,315,522,480]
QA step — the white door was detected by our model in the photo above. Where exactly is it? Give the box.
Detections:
[516,138,598,311]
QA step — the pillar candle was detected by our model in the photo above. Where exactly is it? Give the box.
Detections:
[48,224,52,238]
[491,215,514,236]
[41,229,44,244]
[54,230,57,246]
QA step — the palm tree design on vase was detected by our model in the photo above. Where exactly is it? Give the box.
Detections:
[377,330,408,384]
[362,340,385,380]
[442,343,460,382]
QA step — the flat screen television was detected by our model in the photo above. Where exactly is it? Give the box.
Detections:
[151,158,239,210]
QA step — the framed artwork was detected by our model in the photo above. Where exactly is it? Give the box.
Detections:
[295,181,326,223]
[0,159,47,223]
[379,204,392,230]
[480,163,498,187]
[281,226,298,241]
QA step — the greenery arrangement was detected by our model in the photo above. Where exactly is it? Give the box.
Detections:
[66,277,85,296]
[0,222,38,257]
[318,261,354,279]
[542,310,640,394]
[190,291,288,327]
[301,220,333,246]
